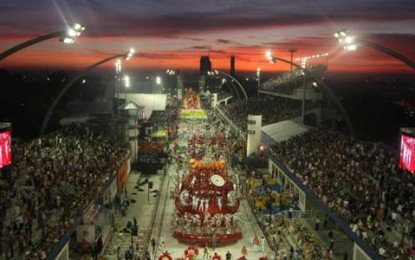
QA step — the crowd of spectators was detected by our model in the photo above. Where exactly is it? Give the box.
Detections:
[259,64,327,94]
[146,108,178,131]
[145,98,180,135]
[219,97,314,131]
[269,126,415,258]
[0,122,130,259]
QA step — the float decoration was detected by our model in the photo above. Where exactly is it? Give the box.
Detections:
[173,157,242,246]
[159,251,173,260]
[184,246,199,259]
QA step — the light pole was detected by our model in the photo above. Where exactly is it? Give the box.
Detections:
[208,70,248,103]
[39,48,135,136]
[155,76,164,93]
[266,51,308,124]
[115,59,123,112]
[288,48,297,72]
[296,53,330,124]
[123,75,130,100]
[0,23,85,61]
[334,29,415,70]
[257,67,261,98]
[166,69,177,95]
[265,51,355,136]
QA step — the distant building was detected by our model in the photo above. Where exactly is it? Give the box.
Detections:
[200,56,212,75]
[230,55,235,76]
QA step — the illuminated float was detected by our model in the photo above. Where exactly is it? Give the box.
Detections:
[173,157,242,246]
[172,88,242,246]
[182,87,200,109]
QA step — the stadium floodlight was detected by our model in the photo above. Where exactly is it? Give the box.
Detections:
[124,75,130,88]
[156,76,162,85]
[0,23,85,61]
[265,51,277,64]
[125,48,135,60]
[62,23,85,43]
[334,29,415,69]
[295,52,330,69]
[334,29,357,51]
[256,67,261,78]
[166,69,176,75]
[115,59,122,73]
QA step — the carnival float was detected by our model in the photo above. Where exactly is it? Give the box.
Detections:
[171,88,243,247]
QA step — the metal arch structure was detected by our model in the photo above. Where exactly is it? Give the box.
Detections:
[357,40,415,70]
[0,31,66,61]
[0,24,85,62]
[39,52,132,136]
[335,29,415,70]
[213,70,248,103]
[223,79,241,101]
[269,56,356,137]
[215,70,248,103]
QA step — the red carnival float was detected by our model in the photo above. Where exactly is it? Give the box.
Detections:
[173,156,242,246]
[172,89,242,247]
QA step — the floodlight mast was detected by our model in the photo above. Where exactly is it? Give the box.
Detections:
[334,29,415,70]
[0,23,85,61]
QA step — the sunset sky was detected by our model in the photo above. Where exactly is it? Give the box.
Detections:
[0,0,414,75]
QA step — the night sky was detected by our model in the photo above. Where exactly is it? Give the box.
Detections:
[0,0,414,74]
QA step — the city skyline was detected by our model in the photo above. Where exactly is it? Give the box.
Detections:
[0,0,414,75]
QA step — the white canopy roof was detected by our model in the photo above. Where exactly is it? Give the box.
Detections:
[262,120,310,146]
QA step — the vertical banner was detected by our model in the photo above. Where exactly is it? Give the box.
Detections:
[117,160,128,192]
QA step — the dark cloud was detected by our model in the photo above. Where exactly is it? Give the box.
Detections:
[84,12,325,38]
[188,45,212,50]
[76,2,415,38]
[2,1,414,39]
[216,39,232,44]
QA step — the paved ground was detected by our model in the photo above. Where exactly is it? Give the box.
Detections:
[101,170,157,259]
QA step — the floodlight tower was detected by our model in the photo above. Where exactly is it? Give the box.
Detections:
[334,29,415,70]
[0,23,85,61]
[115,59,123,112]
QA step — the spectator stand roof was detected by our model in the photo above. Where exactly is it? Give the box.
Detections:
[125,93,167,119]
[261,120,311,147]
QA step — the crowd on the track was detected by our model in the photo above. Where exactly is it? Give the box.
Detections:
[0,122,130,259]
[269,127,415,259]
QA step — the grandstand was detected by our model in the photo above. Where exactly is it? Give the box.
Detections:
[258,64,327,102]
